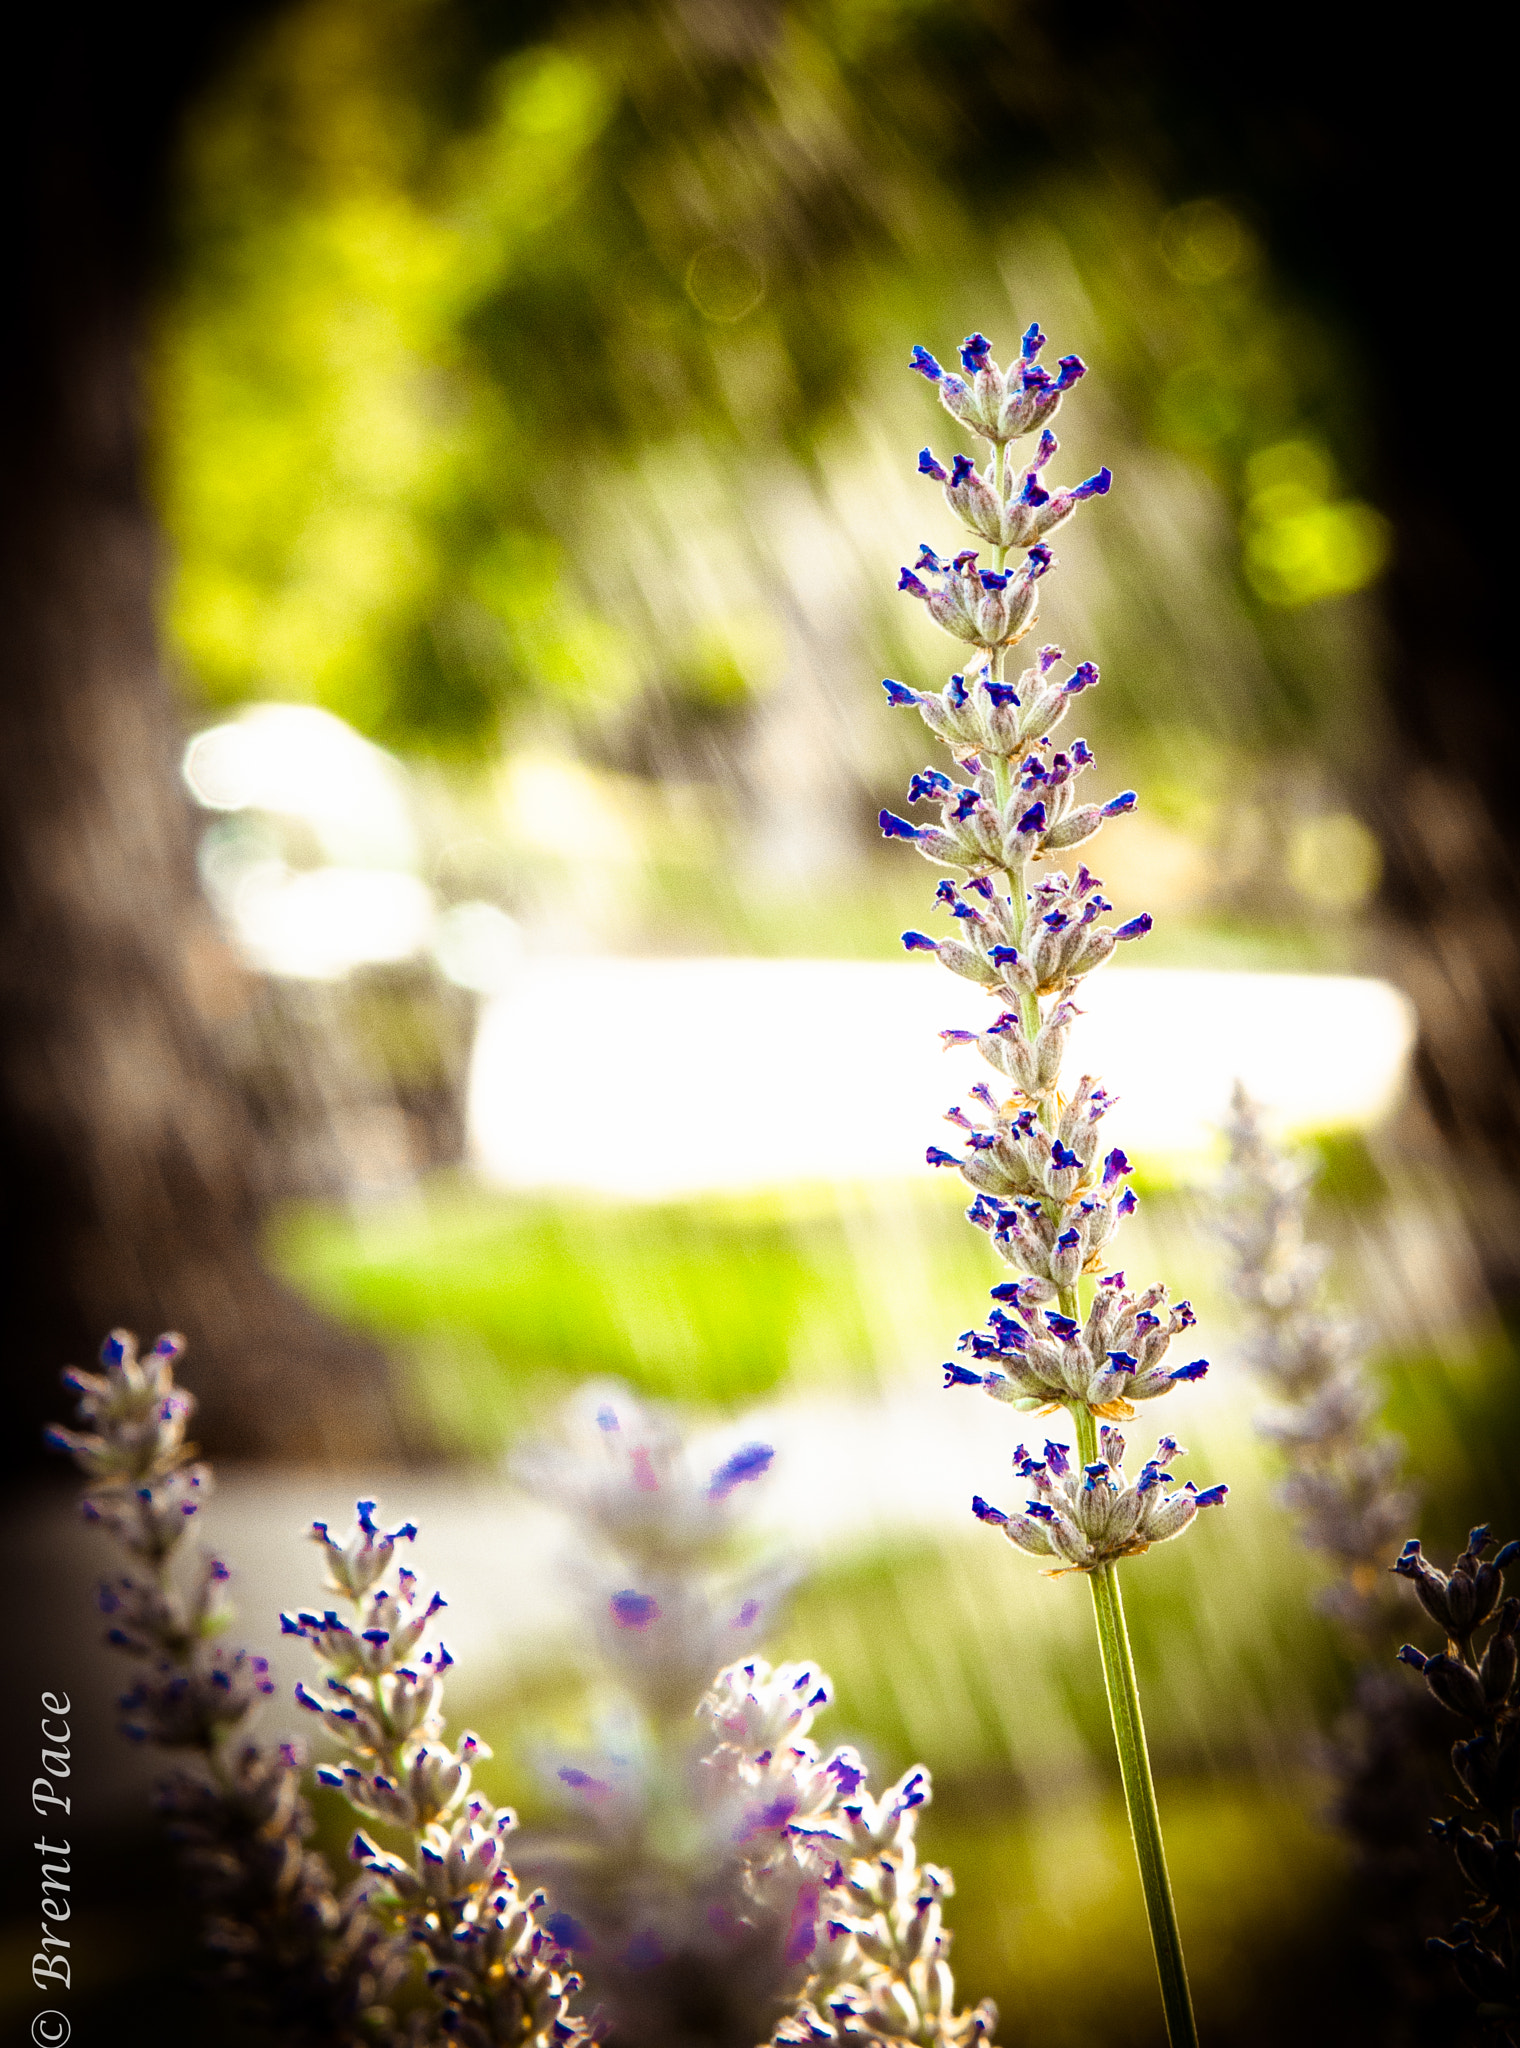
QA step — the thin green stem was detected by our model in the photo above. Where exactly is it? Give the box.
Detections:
[1087,1552,1199,2048]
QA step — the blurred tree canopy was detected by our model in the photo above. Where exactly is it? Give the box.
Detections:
[152,0,1384,764]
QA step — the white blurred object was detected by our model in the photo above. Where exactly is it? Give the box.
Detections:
[468,957,1417,1197]
[184,703,420,869]
[231,864,435,981]
[433,901,524,994]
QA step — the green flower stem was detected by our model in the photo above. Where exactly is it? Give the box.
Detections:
[1077,1470,1199,2048]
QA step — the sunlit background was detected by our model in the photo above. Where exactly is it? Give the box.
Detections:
[7,3,1514,2045]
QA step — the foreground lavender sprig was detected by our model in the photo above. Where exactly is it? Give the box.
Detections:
[1396,1529,1520,2037]
[879,326,1226,2047]
[1222,1084,1416,1633]
[47,1332,387,2040]
[285,1504,591,2046]
[702,1658,997,2045]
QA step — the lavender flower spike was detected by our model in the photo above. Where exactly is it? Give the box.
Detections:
[701,1658,998,2045]
[877,326,1220,2048]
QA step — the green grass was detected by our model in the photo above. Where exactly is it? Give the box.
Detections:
[269,1174,1004,1446]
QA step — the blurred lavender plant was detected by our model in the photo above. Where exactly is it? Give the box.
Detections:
[507,1390,796,2048]
[1396,1530,1520,2038]
[1221,1083,1416,1634]
[1219,1090,1466,2036]
[47,1331,390,2043]
[509,1392,995,2047]
[879,327,1229,2046]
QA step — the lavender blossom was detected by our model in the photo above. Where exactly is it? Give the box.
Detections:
[48,1332,389,2041]
[1394,1528,1520,2036]
[1221,1084,1416,1633]
[700,1658,998,2046]
[882,327,1222,2046]
[286,1501,592,2046]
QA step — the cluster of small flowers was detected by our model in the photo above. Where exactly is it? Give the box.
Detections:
[1221,1086,1416,1632]
[509,1391,801,2046]
[700,1659,998,2046]
[516,1391,782,1717]
[1395,1528,1520,2025]
[883,328,1225,1564]
[284,1503,592,2047]
[970,1426,1224,1573]
[48,1334,387,2041]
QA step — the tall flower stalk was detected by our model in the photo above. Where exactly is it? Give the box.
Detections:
[878,328,1228,2048]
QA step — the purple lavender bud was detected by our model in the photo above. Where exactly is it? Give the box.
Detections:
[1064,661,1099,695]
[1019,474,1052,508]
[1044,1441,1072,1476]
[1038,643,1063,671]
[901,931,938,953]
[1083,1462,1111,1487]
[709,1442,775,1499]
[952,548,978,570]
[1017,803,1048,836]
[1103,1147,1132,1187]
[979,568,1010,591]
[544,1911,586,1953]
[1050,1140,1080,1170]
[960,332,993,372]
[1194,1485,1229,1508]
[1020,323,1045,362]
[1115,913,1153,940]
[1072,466,1113,500]
[1397,1644,1431,1671]
[1057,1227,1081,1250]
[907,768,952,802]
[1170,1360,1210,1383]
[939,1028,977,1046]
[910,346,943,382]
[610,1590,660,1629]
[918,447,949,481]
[947,673,970,706]
[1102,791,1138,817]
[1117,1188,1139,1219]
[1055,354,1087,389]
[972,1495,1009,1525]
[944,1362,984,1388]
[1045,1312,1080,1340]
[1027,545,1054,578]
[881,677,920,706]
[1106,1351,1139,1372]
[926,1146,960,1168]
[879,810,925,841]
[1071,739,1095,766]
[1025,1502,1057,1522]
[898,568,929,598]
[559,1765,612,1795]
[985,680,1020,708]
